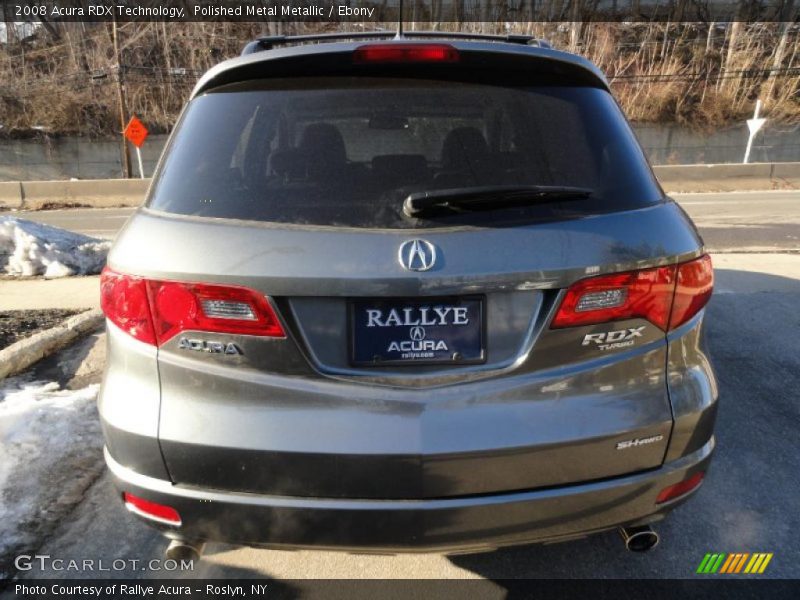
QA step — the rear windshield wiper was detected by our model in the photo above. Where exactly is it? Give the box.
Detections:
[403,185,593,218]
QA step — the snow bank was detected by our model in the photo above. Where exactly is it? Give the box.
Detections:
[0,217,111,278]
[0,378,103,577]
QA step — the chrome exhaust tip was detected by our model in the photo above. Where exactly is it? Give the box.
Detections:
[165,539,206,563]
[619,525,660,552]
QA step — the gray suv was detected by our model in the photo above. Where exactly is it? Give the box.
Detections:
[99,32,716,558]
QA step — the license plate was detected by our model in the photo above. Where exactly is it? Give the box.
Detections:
[350,297,485,366]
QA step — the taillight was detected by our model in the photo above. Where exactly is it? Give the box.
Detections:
[655,471,704,504]
[123,492,181,526]
[669,255,714,329]
[353,44,459,64]
[100,268,285,346]
[146,280,284,344]
[100,267,156,345]
[551,255,712,332]
[552,265,676,330]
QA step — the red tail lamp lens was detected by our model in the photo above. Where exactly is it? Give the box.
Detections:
[100,269,285,346]
[552,265,676,330]
[100,267,156,345]
[656,471,705,504]
[353,44,459,64]
[551,255,713,332]
[669,255,714,329]
[123,492,181,526]
[146,280,285,345]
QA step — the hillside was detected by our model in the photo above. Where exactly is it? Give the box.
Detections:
[0,21,798,137]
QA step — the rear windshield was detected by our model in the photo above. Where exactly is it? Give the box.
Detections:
[148,77,663,228]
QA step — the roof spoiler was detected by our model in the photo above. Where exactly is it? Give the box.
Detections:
[242,31,551,55]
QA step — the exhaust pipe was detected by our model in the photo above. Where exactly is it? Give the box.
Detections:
[165,539,206,563]
[618,525,659,552]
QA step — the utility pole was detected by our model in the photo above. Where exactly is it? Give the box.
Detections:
[112,16,132,179]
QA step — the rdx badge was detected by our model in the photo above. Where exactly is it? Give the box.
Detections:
[178,337,243,355]
[582,326,645,351]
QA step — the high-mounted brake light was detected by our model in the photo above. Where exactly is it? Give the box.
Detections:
[353,44,459,64]
[123,492,181,526]
[551,255,713,332]
[100,268,285,346]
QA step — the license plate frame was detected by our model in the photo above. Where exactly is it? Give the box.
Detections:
[349,296,486,367]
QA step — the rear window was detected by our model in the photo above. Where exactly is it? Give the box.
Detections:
[148,77,662,228]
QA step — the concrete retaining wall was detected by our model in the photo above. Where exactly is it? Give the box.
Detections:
[1,163,798,209]
[654,162,800,193]
[2,124,798,181]
[0,134,167,181]
[0,178,151,209]
[0,181,22,207]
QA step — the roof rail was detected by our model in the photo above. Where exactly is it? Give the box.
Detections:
[241,31,551,55]
[405,31,551,48]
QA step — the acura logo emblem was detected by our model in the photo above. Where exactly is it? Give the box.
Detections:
[398,239,437,271]
[409,326,426,341]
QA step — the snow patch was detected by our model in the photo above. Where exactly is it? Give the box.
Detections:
[0,217,111,278]
[0,377,103,576]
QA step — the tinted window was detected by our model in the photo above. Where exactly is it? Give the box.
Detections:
[148,78,662,228]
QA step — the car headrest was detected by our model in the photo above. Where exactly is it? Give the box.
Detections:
[441,127,490,171]
[297,123,347,164]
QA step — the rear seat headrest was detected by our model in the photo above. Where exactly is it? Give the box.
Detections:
[441,127,490,171]
[298,123,347,164]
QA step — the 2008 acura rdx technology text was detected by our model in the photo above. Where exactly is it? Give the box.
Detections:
[99,32,717,559]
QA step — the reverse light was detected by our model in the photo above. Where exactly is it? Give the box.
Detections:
[100,268,285,346]
[551,255,713,332]
[575,288,627,312]
[353,44,459,64]
[123,492,182,526]
[655,471,705,504]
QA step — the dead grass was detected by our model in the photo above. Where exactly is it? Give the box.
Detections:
[0,22,797,136]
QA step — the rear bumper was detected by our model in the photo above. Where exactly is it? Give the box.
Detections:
[106,437,713,553]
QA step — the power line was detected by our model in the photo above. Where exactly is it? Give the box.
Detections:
[609,66,800,82]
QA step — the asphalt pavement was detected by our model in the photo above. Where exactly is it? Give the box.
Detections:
[675,191,800,252]
[3,190,799,584]
[7,207,133,240]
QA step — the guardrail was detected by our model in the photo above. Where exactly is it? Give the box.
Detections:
[1,163,799,209]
